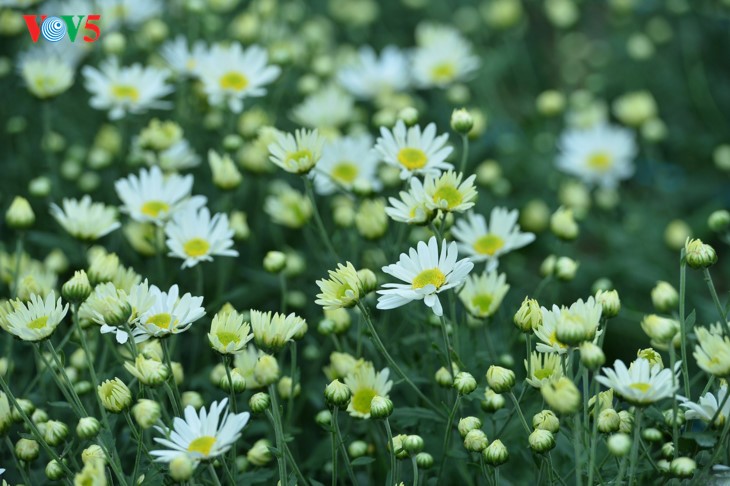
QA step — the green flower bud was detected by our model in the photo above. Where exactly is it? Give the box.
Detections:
[486,366,515,394]
[708,210,730,232]
[46,459,66,480]
[6,196,35,229]
[454,371,477,395]
[607,433,632,457]
[451,108,474,134]
[76,417,101,439]
[416,452,434,469]
[325,379,352,409]
[642,427,663,443]
[464,429,488,452]
[597,408,620,434]
[533,410,560,433]
[483,439,509,466]
[16,437,40,461]
[170,454,194,481]
[348,440,369,459]
[670,457,696,478]
[249,392,271,414]
[528,429,555,454]
[458,416,483,438]
[369,396,394,419]
[315,410,332,429]
[404,435,424,454]
[685,238,717,269]
[62,270,92,303]
[595,289,620,318]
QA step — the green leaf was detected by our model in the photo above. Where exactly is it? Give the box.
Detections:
[351,456,376,466]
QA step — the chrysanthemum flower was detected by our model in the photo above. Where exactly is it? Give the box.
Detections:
[693,327,730,377]
[337,46,410,99]
[165,206,238,269]
[458,271,509,318]
[596,358,680,406]
[411,23,480,88]
[195,43,280,113]
[312,134,382,195]
[535,298,602,353]
[208,310,253,355]
[5,291,68,342]
[315,262,363,310]
[374,120,453,179]
[421,171,477,213]
[291,85,355,130]
[268,128,326,174]
[133,285,205,343]
[234,345,265,390]
[556,123,636,188]
[19,52,75,99]
[249,310,306,352]
[82,58,173,120]
[264,183,313,228]
[451,208,535,271]
[377,236,474,316]
[160,35,208,78]
[50,195,121,241]
[344,362,393,419]
[151,398,250,462]
[525,352,564,389]
[679,384,730,426]
[385,179,434,225]
[115,166,206,225]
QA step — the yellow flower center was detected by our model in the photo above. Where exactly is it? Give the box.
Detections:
[471,294,493,315]
[548,330,568,348]
[629,382,651,393]
[183,238,210,258]
[146,313,173,329]
[432,185,463,209]
[534,368,554,380]
[431,62,456,83]
[219,71,249,91]
[140,200,170,218]
[352,387,377,415]
[187,435,217,456]
[28,316,49,330]
[111,84,140,102]
[216,331,239,347]
[331,162,359,184]
[473,234,505,256]
[397,148,428,170]
[287,149,313,166]
[586,151,613,172]
[412,268,447,290]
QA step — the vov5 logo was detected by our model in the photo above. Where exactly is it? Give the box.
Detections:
[23,14,102,43]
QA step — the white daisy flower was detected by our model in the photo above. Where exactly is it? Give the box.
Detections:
[411,23,480,88]
[534,305,571,355]
[153,140,201,172]
[377,236,474,317]
[312,134,382,195]
[82,58,173,120]
[525,352,564,389]
[50,195,121,241]
[165,206,238,269]
[451,208,535,271]
[160,35,208,77]
[344,362,393,419]
[115,166,206,225]
[385,178,434,225]
[268,128,326,174]
[535,299,602,354]
[337,45,411,99]
[18,51,74,99]
[195,43,280,113]
[89,280,158,344]
[458,270,509,318]
[374,120,453,179]
[5,291,68,342]
[133,284,205,343]
[291,84,355,130]
[556,123,637,188]
[596,358,680,406]
[421,170,477,213]
[679,385,730,426]
[151,398,250,463]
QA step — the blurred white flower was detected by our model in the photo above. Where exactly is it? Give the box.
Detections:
[337,46,410,99]
[312,134,382,195]
[291,84,354,130]
[160,35,208,77]
[412,23,480,88]
[50,195,121,241]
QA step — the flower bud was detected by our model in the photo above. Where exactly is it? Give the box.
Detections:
[76,417,101,439]
[550,207,579,240]
[451,108,474,134]
[97,378,132,413]
[249,392,271,414]
[454,372,477,395]
[670,457,696,478]
[458,416,483,438]
[124,354,169,387]
[315,410,332,429]
[708,210,730,232]
[514,297,541,332]
[541,377,580,415]
[46,459,65,480]
[16,437,39,461]
[618,410,634,434]
[208,150,242,190]
[181,391,203,410]
[370,396,394,419]
[486,366,515,394]
[11,397,34,422]
[253,354,280,386]
[416,452,434,469]
[6,196,35,229]
[62,270,92,303]
[555,257,578,281]
[663,408,685,427]
[263,251,287,273]
[404,435,424,454]
[348,440,369,458]
[390,434,409,459]
[483,439,509,466]
[357,268,377,294]
[325,379,352,409]
[170,454,194,481]
[247,439,273,466]
[132,399,161,429]
[44,419,69,446]
[435,367,453,387]
[464,429,488,452]
[556,317,589,346]
[82,444,106,464]
[607,433,632,457]
[651,281,678,312]
[528,429,555,453]
[398,107,419,126]
[641,315,679,344]
[642,427,663,443]
[533,410,560,433]
[685,238,717,269]
[87,252,120,285]
[661,442,674,459]
[595,289,620,318]
[481,388,506,412]
[540,255,556,277]
[536,90,566,116]
[597,408,621,433]
[580,342,606,370]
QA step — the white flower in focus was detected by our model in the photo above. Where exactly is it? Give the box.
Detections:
[451,208,535,271]
[596,358,680,406]
[195,43,280,113]
[150,398,250,462]
[384,178,433,225]
[5,291,68,342]
[50,195,121,241]
[679,384,730,426]
[165,206,238,269]
[421,171,477,213]
[312,134,382,195]
[344,363,393,419]
[133,284,205,343]
[374,120,453,179]
[268,129,326,174]
[556,123,637,188]
[377,236,474,316]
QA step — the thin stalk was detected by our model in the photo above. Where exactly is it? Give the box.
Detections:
[669,345,680,459]
[587,376,601,485]
[627,408,644,486]
[703,268,727,323]
[222,357,238,485]
[704,401,730,477]
[436,395,462,484]
[207,463,223,486]
[331,408,339,486]
[284,446,310,486]
[411,455,419,486]
[384,417,397,486]
[286,342,297,427]
[508,392,532,435]
[525,334,532,377]
[438,315,454,377]
[332,406,358,486]
[124,411,144,485]
[573,414,583,486]
[161,340,183,416]
[11,233,23,298]
[268,383,289,484]
[303,176,339,260]
[678,255,690,397]
[458,134,469,174]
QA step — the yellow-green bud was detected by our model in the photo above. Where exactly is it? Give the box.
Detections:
[451,108,474,134]
[533,410,560,433]
[6,196,35,229]
[540,254,556,277]
[44,419,69,446]
[357,268,377,294]
[263,251,287,273]
[315,410,332,429]
[253,354,280,386]
[486,366,515,394]
[348,440,369,458]
[16,438,40,461]
[520,199,550,233]
[62,270,92,303]
[249,392,271,414]
[45,459,65,480]
[124,354,169,387]
[12,398,35,422]
[74,380,92,395]
[597,408,621,433]
[550,207,579,240]
[651,281,678,312]
[454,371,477,395]
[670,457,696,478]
[32,408,48,424]
[435,367,453,387]
[664,220,692,251]
[481,388,506,412]
[685,238,717,269]
[642,427,663,443]
[641,315,679,344]
[170,454,194,481]
[595,289,620,318]
[528,429,555,453]
[325,379,352,408]
[76,417,101,439]
[97,378,132,413]
[556,317,589,346]
[661,442,674,459]
[132,399,161,429]
[182,391,203,410]
[555,257,579,281]
[618,410,634,434]
[398,106,419,126]
[416,452,434,469]
[536,90,566,116]
[87,252,120,285]
[404,435,424,454]
[580,342,605,371]
[541,377,580,415]
[657,459,670,473]
[390,434,409,459]
[247,439,273,466]
[483,439,509,466]
[219,368,246,393]
[458,416,483,438]
[607,432,632,456]
[663,408,685,427]
[708,210,730,232]
[369,395,393,419]
[464,429,488,452]
[81,444,106,464]
[514,297,541,332]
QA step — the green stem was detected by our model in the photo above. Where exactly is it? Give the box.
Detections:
[627,408,643,486]
[223,357,238,485]
[384,417,397,486]
[436,395,461,484]
[703,268,727,323]
[669,345,680,459]
[411,455,419,486]
[303,176,339,261]
[284,445,310,486]
[573,414,583,486]
[11,233,23,298]
[458,134,469,174]
[508,392,531,435]
[161,340,182,416]
[587,377,601,485]
[207,463,223,486]
[679,255,690,397]
[332,406,358,486]
[280,272,288,314]
[525,334,532,377]
[268,383,288,484]
[331,408,339,486]
[438,315,454,377]
[124,411,144,485]
[286,342,297,428]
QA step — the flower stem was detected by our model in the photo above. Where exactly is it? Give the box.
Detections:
[436,395,461,484]
[678,254,690,397]
[268,383,289,484]
[508,392,532,435]
[703,267,727,323]
[627,408,643,486]
[384,417,397,486]
[303,175,339,261]
[222,356,238,485]
[208,463,223,486]
[411,455,419,486]
[331,408,339,486]
[332,406,358,486]
[573,414,583,486]
[161,340,183,416]
[438,315,454,377]
[458,134,469,174]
